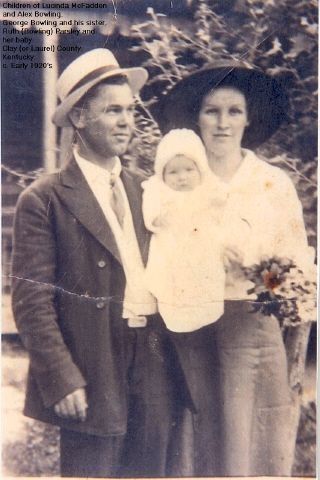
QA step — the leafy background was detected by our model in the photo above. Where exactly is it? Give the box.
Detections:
[3,0,317,247]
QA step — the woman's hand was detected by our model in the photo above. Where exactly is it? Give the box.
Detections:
[224,246,256,300]
[223,245,244,270]
[224,245,244,290]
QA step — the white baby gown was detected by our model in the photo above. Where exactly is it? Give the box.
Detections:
[143,175,227,332]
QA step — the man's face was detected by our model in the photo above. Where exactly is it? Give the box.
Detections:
[78,82,135,160]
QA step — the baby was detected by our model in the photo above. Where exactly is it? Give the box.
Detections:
[142,129,229,332]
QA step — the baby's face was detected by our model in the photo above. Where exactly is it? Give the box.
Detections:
[163,155,201,191]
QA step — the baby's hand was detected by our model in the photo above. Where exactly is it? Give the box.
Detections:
[152,213,171,229]
[152,217,164,228]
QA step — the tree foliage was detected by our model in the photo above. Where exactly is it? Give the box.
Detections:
[2,1,317,244]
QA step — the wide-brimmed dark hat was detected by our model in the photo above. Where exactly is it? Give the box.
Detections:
[153,61,289,148]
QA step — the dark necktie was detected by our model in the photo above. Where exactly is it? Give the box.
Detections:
[110,175,125,227]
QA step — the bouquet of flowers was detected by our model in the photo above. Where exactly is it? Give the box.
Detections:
[242,256,317,329]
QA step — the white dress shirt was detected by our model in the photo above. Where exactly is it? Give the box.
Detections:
[74,149,157,318]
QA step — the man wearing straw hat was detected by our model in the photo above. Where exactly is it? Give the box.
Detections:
[11,49,189,477]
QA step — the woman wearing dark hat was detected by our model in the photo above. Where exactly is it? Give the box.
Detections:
[154,62,314,476]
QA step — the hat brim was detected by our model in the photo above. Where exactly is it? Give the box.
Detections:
[152,66,289,149]
[53,67,148,127]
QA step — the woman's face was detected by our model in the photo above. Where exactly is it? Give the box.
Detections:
[198,87,248,155]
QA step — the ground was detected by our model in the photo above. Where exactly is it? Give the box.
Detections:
[2,336,316,477]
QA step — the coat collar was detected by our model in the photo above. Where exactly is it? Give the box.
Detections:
[54,157,149,265]
[120,169,150,265]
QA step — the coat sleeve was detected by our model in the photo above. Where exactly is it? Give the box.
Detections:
[11,187,87,408]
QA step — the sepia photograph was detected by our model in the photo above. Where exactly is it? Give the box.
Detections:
[1,0,317,477]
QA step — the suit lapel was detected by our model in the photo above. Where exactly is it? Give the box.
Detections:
[121,169,150,265]
[54,158,122,265]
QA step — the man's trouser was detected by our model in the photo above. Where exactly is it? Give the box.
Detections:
[60,315,193,478]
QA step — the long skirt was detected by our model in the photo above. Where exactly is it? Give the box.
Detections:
[171,300,294,476]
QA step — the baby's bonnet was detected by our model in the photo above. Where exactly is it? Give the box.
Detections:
[154,128,209,179]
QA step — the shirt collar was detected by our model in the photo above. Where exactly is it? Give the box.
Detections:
[73,146,122,184]
[227,149,256,187]
[209,148,256,190]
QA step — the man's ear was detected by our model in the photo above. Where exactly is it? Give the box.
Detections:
[68,107,87,129]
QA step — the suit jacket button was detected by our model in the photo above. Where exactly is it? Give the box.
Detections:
[96,300,106,309]
[98,260,106,268]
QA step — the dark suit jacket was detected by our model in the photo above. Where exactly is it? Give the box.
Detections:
[11,158,150,436]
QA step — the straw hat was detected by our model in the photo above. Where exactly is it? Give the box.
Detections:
[153,60,289,148]
[53,48,148,127]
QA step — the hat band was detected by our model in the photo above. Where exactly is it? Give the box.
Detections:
[68,64,124,96]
